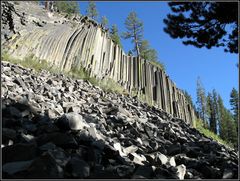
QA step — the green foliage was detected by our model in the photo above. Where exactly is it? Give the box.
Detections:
[138,39,165,71]
[164,2,238,53]
[98,79,127,95]
[149,60,165,72]
[183,90,194,109]
[230,87,238,123]
[206,90,218,134]
[196,77,207,126]
[195,118,234,149]
[139,40,157,61]
[55,1,80,15]
[218,95,238,148]
[86,1,98,20]
[1,52,53,73]
[69,66,126,95]
[110,24,122,48]
[101,16,108,28]
[122,11,143,56]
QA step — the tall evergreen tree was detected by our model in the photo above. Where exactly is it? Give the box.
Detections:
[207,90,218,134]
[122,11,143,56]
[230,88,239,124]
[86,1,98,20]
[218,95,238,148]
[196,77,207,127]
[218,95,228,140]
[101,16,108,28]
[110,24,122,48]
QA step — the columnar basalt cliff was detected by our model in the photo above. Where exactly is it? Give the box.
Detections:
[2,1,194,125]
[1,2,239,179]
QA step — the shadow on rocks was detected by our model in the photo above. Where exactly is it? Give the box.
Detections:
[2,99,134,179]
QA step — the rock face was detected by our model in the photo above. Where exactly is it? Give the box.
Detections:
[2,1,194,125]
[1,61,238,179]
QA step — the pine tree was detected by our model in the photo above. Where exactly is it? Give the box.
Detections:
[122,12,143,56]
[110,24,122,48]
[86,1,98,20]
[218,95,228,140]
[207,90,218,134]
[139,40,157,61]
[101,16,108,28]
[218,95,238,148]
[230,88,239,124]
[55,1,80,15]
[183,90,196,112]
[164,2,238,53]
[196,77,207,127]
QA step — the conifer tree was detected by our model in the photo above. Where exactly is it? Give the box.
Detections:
[55,1,80,15]
[196,77,207,127]
[122,11,143,56]
[139,40,157,61]
[218,95,238,148]
[101,16,108,28]
[110,24,122,48]
[218,95,228,140]
[207,90,218,134]
[86,1,98,20]
[230,88,239,124]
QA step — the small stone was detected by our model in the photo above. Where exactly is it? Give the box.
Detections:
[114,142,126,157]
[128,152,146,165]
[56,112,90,131]
[3,160,34,175]
[132,165,154,179]
[156,153,168,165]
[36,132,78,149]
[168,157,176,167]
[176,164,186,180]
[27,152,63,178]
[39,142,56,151]
[66,157,90,178]
[123,145,138,155]
[222,168,234,179]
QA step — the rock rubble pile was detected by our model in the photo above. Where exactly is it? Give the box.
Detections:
[2,61,238,179]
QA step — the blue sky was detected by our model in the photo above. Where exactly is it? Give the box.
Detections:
[78,1,238,110]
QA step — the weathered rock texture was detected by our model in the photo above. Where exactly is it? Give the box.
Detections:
[2,1,195,125]
[1,61,238,179]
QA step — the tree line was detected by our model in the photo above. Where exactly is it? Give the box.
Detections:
[40,1,165,70]
[196,77,238,148]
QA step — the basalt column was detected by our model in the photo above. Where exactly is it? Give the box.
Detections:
[5,16,195,126]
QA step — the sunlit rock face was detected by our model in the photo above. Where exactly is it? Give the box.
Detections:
[2,1,195,125]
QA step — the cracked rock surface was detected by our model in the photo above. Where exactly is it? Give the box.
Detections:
[1,61,239,179]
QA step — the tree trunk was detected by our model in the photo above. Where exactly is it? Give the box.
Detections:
[133,25,140,57]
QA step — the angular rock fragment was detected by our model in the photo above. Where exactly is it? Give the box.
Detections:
[132,165,154,179]
[66,157,90,178]
[3,160,34,175]
[176,164,186,180]
[26,152,64,178]
[56,112,90,131]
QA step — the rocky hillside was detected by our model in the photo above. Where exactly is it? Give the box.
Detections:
[1,1,195,125]
[2,61,238,179]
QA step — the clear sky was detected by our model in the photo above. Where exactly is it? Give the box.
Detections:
[78,1,238,110]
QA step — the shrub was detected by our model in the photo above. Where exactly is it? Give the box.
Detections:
[195,118,234,148]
